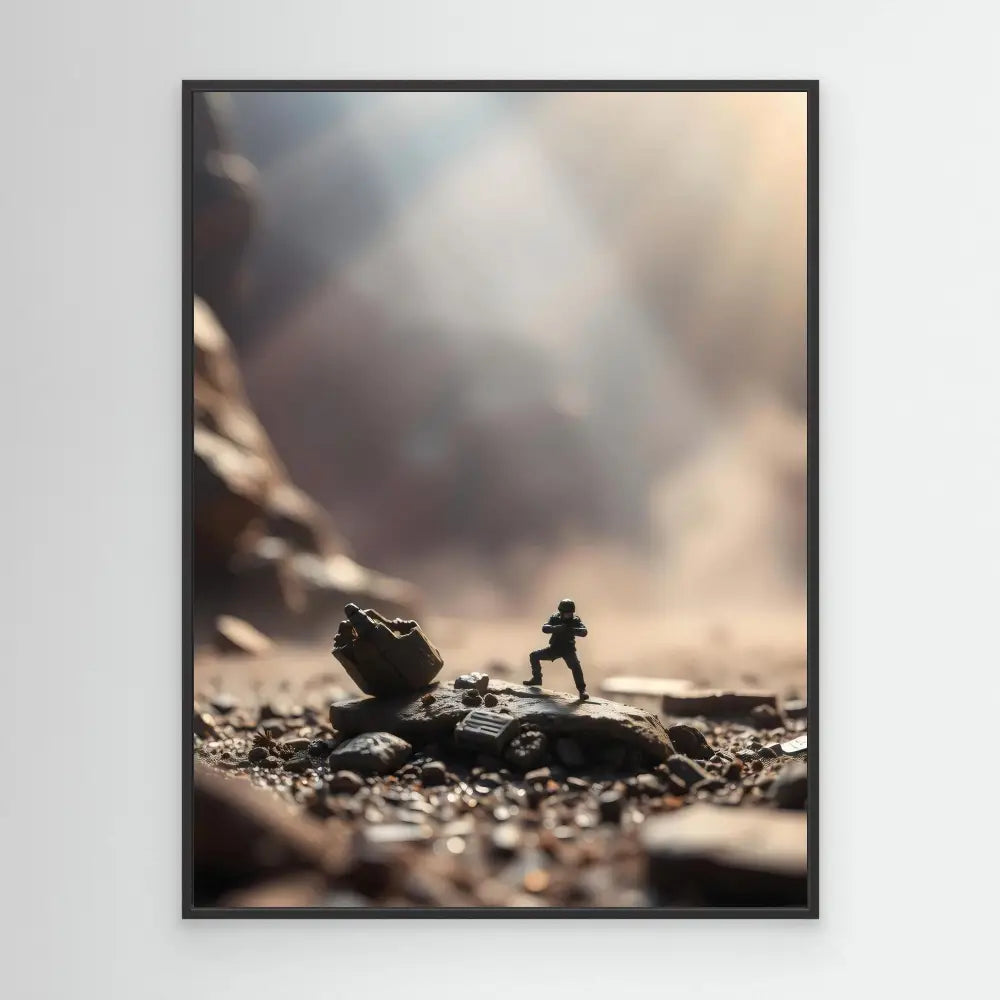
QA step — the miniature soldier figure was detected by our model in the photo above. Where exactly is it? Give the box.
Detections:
[524,598,590,700]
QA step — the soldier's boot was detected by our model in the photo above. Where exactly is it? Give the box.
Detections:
[566,654,589,700]
[523,650,544,686]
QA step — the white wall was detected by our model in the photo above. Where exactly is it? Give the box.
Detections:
[3,2,997,997]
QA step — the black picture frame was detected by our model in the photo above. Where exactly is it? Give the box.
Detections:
[183,79,819,919]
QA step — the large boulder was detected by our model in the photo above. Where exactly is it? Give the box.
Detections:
[331,605,443,697]
[330,681,674,765]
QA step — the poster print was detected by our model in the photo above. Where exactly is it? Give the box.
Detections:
[185,81,817,917]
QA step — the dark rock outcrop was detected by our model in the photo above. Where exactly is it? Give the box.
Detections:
[192,297,417,639]
[330,681,674,765]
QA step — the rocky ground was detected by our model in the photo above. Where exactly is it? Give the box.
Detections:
[192,623,808,910]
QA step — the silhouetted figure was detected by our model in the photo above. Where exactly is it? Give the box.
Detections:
[524,598,589,700]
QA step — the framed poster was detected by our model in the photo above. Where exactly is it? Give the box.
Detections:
[184,80,817,917]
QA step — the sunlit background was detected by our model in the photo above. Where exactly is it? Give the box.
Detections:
[193,89,806,677]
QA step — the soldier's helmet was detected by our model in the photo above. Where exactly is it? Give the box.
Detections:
[557,598,576,614]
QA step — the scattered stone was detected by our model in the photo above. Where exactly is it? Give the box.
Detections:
[490,824,523,856]
[454,672,490,694]
[247,746,268,763]
[454,710,519,753]
[307,739,331,757]
[566,776,590,791]
[280,738,311,755]
[724,760,744,781]
[664,755,713,788]
[524,767,552,784]
[283,754,311,774]
[770,761,808,809]
[667,724,714,760]
[260,756,281,770]
[420,692,436,707]
[554,737,585,769]
[419,761,448,787]
[462,690,484,707]
[665,774,687,797]
[691,777,726,794]
[630,773,665,796]
[661,690,779,720]
[331,605,443,697]
[328,770,365,794]
[361,823,434,845]
[781,734,808,756]
[259,718,285,738]
[641,804,807,906]
[598,790,624,823]
[328,732,412,775]
[213,615,273,656]
[716,786,745,807]
[193,712,219,740]
[331,681,673,765]
[504,729,549,771]
[483,693,499,708]
[750,704,782,729]
[210,693,238,714]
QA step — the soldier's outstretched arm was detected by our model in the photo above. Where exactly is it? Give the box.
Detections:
[572,620,588,637]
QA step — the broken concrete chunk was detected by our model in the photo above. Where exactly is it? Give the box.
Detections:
[598,790,625,823]
[454,672,489,694]
[664,754,713,789]
[453,710,519,753]
[331,604,443,697]
[601,676,695,698]
[193,711,220,740]
[770,761,808,809]
[750,703,783,729]
[661,690,779,720]
[328,770,365,794]
[419,761,448,787]
[330,681,674,765]
[780,734,808,756]
[282,754,312,774]
[213,615,273,656]
[666,724,715,760]
[327,732,412,775]
[641,804,807,906]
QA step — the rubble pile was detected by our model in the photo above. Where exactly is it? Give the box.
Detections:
[193,615,809,909]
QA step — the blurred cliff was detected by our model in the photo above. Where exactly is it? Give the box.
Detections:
[193,90,807,627]
[191,94,416,640]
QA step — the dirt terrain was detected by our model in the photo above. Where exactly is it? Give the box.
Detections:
[192,610,808,910]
